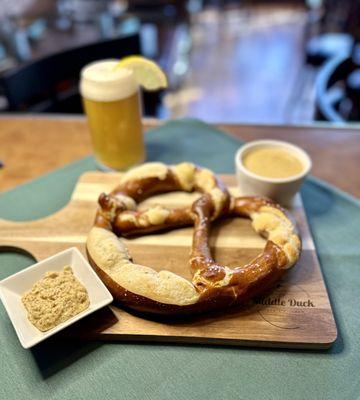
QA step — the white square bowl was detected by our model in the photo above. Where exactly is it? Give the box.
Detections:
[0,247,113,349]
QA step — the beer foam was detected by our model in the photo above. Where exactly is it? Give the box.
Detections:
[80,60,138,102]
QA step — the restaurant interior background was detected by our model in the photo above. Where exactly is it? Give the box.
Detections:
[0,0,359,124]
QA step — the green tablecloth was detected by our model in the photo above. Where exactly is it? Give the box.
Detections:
[0,119,359,400]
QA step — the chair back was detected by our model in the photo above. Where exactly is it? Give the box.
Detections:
[0,34,141,112]
[315,55,357,122]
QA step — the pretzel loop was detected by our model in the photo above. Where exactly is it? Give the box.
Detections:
[87,162,301,315]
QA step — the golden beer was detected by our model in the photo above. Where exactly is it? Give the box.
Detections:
[80,60,145,170]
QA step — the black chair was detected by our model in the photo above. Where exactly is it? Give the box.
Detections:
[0,34,141,114]
[315,54,360,122]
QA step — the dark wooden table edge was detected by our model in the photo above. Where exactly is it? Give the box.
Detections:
[1,113,360,133]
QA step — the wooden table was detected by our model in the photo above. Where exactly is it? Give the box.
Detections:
[0,115,359,197]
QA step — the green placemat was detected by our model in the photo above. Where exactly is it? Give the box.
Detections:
[0,119,359,400]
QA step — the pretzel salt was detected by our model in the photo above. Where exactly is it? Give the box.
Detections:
[87,162,301,315]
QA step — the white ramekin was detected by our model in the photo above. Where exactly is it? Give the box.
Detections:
[235,140,312,206]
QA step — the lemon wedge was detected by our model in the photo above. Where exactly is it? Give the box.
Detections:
[115,56,168,91]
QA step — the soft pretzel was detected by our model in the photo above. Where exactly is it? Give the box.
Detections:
[94,162,230,236]
[87,162,301,315]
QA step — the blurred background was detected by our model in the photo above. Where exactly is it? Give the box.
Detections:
[0,0,359,124]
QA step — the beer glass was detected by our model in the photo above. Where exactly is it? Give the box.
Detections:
[80,59,145,170]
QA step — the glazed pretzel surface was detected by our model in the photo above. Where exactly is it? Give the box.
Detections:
[87,162,301,315]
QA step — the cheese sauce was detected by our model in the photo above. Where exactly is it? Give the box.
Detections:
[243,147,304,179]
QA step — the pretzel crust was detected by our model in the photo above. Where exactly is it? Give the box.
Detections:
[87,162,301,315]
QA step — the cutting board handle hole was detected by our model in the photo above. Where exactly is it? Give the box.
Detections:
[0,246,37,262]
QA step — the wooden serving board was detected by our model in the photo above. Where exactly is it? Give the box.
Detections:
[0,173,337,349]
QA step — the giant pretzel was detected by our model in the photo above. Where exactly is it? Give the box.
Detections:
[86,162,301,315]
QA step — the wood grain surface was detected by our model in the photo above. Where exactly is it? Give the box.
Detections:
[0,172,337,348]
[0,115,359,196]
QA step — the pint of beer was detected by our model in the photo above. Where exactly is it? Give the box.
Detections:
[80,60,145,170]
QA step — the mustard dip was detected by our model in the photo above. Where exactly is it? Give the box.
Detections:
[22,266,89,332]
[243,147,304,179]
